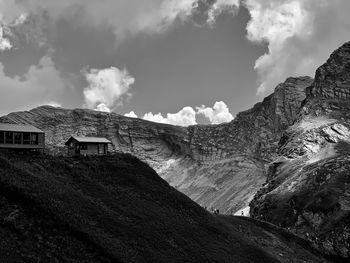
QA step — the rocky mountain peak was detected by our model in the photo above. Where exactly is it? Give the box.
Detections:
[250,42,350,258]
[308,41,350,100]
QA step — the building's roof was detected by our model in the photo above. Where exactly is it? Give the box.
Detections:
[0,123,44,133]
[66,136,111,144]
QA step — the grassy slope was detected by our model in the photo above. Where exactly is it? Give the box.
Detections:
[0,153,328,262]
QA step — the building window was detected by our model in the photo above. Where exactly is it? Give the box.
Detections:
[80,143,87,150]
[14,132,22,144]
[23,133,30,144]
[5,131,13,144]
[30,133,38,145]
[0,131,4,144]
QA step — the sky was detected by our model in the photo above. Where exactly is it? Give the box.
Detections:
[0,0,349,126]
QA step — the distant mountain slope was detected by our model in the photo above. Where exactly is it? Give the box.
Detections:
[0,76,313,214]
[0,153,329,262]
[250,41,350,258]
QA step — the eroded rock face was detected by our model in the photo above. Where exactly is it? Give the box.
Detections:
[188,76,313,161]
[310,42,350,100]
[0,77,312,214]
[250,42,350,258]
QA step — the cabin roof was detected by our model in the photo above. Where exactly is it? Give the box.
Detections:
[0,123,44,133]
[65,136,111,145]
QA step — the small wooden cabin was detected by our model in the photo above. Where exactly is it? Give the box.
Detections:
[0,123,45,151]
[65,136,111,156]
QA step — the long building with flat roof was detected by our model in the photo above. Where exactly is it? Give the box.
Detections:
[0,123,45,151]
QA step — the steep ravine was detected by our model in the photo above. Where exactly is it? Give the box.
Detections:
[0,77,313,214]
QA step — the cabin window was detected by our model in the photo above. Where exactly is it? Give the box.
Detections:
[0,131,4,144]
[80,143,87,150]
[5,131,13,144]
[30,133,38,145]
[14,132,22,144]
[23,133,30,144]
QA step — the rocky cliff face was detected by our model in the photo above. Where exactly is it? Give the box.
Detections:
[0,77,312,215]
[164,76,313,214]
[309,42,350,100]
[250,41,350,258]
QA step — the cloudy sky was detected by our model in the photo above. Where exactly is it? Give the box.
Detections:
[0,0,349,126]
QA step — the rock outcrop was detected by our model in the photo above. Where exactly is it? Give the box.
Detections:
[0,77,312,214]
[250,41,350,258]
[309,42,350,100]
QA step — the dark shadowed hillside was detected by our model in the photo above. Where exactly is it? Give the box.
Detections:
[0,153,329,262]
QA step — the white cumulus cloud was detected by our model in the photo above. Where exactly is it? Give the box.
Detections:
[124,111,138,118]
[143,112,169,124]
[143,106,197,126]
[83,67,135,113]
[166,106,197,126]
[244,0,350,94]
[135,101,233,126]
[196,101,234,124]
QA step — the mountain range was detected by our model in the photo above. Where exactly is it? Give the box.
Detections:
[1,41,350,259]
[0,76,313,215]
